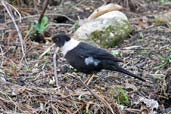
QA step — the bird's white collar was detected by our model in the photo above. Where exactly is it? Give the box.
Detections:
[61,38,80,56]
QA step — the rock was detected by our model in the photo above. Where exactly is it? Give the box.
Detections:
[88,3,123,20]
[73,11,132,48]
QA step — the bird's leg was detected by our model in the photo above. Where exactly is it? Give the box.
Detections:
[84,74,97,85]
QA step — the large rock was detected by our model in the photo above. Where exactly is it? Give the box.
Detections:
[73,11,132,48]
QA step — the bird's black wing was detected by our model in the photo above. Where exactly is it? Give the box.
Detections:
[76,42,123,62]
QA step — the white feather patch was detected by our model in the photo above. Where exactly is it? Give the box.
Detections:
[61,39,80,56]
[85,57,94,65]
[85,57,100,66]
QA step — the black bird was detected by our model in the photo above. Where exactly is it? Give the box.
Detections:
[52,34,145,82]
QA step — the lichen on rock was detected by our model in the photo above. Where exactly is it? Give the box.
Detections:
[90,20,132,48]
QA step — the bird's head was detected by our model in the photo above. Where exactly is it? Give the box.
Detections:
[52,34,71,47]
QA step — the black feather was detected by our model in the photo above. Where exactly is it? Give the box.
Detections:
[110,64,146,82]
[52,34,146,82]
[70,42,123,62]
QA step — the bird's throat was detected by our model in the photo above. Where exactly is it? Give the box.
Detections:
[61,39,80,56]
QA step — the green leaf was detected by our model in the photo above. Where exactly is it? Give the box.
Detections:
[29,16,49,36]
[36,16,49,34]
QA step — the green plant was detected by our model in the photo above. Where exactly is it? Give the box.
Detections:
[110,86,130,106]
[156,55,171,69]
[29,16,49,35]
[160,0,171,3]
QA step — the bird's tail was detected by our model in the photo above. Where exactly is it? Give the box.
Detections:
[113,65,146,82]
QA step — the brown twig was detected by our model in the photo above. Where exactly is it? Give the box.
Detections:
[53,47,60,88]
[84,74,97,85]
[38,0,49,24]
[1,0,26,61]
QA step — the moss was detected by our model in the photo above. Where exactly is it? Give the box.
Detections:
[153,12,171,26]
[153,18,166,26]
[109,86,130,106]
[90,20,132,48]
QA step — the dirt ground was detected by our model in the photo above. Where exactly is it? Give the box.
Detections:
[0,0,171,114]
